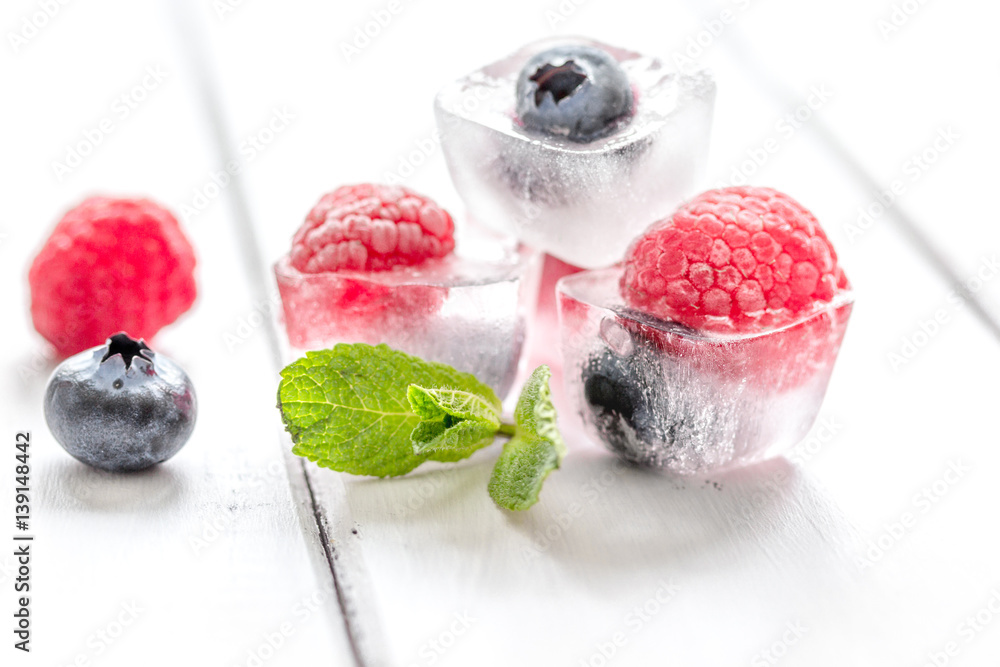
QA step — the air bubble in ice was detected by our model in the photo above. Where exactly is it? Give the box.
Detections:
[599,317,634,357]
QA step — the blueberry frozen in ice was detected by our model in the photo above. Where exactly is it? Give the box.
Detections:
[44,333,197,472]
[435,37,715,268]
[561,271,852,473]
[515,44,634,143]
[581,335,669,460]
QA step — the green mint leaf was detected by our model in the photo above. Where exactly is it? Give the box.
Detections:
[406,385,501,426]
[488,365,566,511]
[407,385,501,458]
[277,343,500,477]
[411,419,499,458]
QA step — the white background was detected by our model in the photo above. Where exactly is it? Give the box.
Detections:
[1,0,999,665]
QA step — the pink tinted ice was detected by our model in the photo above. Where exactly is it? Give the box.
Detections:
[276,231,540,399]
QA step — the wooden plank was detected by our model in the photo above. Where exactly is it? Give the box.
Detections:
[0,1,354,664]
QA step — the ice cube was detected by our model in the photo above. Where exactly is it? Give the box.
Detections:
[434,36,715,269]
[275,229,541,398]
[557,268,852,474]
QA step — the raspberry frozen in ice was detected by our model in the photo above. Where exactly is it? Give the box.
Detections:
[275,184,540,398]
[29,197,197,357]
[621,187,849,333]
[280,184,456,348]
[290,183,456,273]
[558,187,853,474]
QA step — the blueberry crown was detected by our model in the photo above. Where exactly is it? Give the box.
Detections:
[102,333,152,370]
[529,61,587,106]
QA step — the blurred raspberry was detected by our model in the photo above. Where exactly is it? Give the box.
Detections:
[29,197,197,357]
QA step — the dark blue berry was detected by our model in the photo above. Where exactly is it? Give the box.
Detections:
[582,339,669,463]
[516,44,633,143]
[44,333,197,472]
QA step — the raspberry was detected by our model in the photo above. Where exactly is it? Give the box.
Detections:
[290,184,455,273]
[278,185,458,348]
[29,197,197,358]
[621,187,849,333]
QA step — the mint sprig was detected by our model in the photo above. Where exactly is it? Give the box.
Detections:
[277,343,563,510]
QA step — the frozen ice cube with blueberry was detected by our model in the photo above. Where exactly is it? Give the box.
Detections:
[435,37,715,269]
[559,270,852,474]
[558,187,853,474]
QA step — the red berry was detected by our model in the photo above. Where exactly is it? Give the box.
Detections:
[621,187,848,333]
[279,185,457,348]
[290,184,455,273]
[29,197,197,357]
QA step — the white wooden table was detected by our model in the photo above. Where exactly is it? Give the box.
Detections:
[2,0,999,664]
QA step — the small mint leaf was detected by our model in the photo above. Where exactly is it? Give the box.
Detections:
[407,384,501,459]
[412,420,498,458]
[489,436,560,511]
[410,420,448,448]
[406,385,449,421]
[406,385,501,426]
[488,366,566,511]
[277,343,499,477]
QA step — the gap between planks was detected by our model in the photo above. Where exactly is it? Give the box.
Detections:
[163,0,385,664]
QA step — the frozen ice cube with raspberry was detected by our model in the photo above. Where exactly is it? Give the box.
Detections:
[434,37,715,269]
[558,187,853,474]
[275,184,540,398]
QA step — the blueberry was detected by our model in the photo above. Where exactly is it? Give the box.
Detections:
[44,333,196,472]
[582,339,671,464]
[516,44,634,143]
